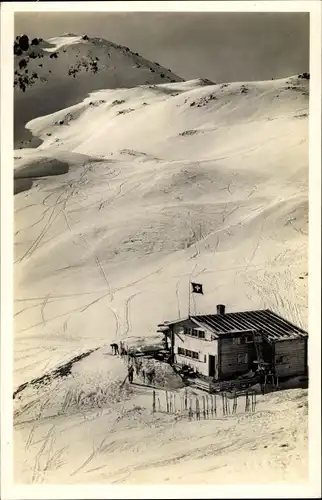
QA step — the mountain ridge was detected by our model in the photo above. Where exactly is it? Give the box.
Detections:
[14,34,185,148]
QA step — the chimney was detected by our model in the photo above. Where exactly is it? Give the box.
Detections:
[216,304,225,315]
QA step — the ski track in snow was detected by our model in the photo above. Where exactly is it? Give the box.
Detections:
[78,233,113,299]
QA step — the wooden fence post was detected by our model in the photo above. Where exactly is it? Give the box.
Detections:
[211,395,214,417]
[196,397,200,420]
[232,392,237,414]
[245,392,250,412]
[214,394,217,416]
[222,393,226,416]
[152,390,156,413]
[166,391,169,413]
[185,389,188,410]
[202,396,206,419]
[206,396,209,418]
[189,397,193,420]
[158,396,161,411]
[173,394,177,413]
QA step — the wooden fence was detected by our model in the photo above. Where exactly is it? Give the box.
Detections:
[152,388,256,419]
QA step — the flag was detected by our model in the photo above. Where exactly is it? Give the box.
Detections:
[191,282,203,294]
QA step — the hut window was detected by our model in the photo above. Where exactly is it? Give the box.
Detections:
[239,335,252,344]
[233,337,241,345]
[184,327,205,339]
[276,355,285,364]
[178,347,199,360]
[237,353,248,364]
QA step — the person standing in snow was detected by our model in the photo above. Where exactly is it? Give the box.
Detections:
[135,359,142,376]
[110,343,119,355]
[151,367,156,385]
[146,367,156,385]
[128,364,134,384]
[258,367,266,395]
[120,341,127,357]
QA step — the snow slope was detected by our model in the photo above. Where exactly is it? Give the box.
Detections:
[14,350,308,485]
[13,62,309,484]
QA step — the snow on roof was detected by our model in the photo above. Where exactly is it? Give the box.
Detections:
[166,309,308,342]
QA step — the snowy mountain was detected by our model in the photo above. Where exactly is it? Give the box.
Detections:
[13,35,309,484]
[14,34,184,148]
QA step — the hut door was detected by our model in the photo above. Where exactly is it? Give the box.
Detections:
[209,355,216,377]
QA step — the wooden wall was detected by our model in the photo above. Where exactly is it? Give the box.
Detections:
[274,339,307,378]
[218,336,256,379]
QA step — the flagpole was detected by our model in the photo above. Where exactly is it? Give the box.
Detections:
[188,279,191,318]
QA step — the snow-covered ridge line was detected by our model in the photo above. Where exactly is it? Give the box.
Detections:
[44,35,87,52]
[22,74,308,158]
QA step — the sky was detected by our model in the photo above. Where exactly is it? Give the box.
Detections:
[15,12,309,83]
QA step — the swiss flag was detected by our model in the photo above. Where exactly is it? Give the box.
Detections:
[191,282,203,294]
